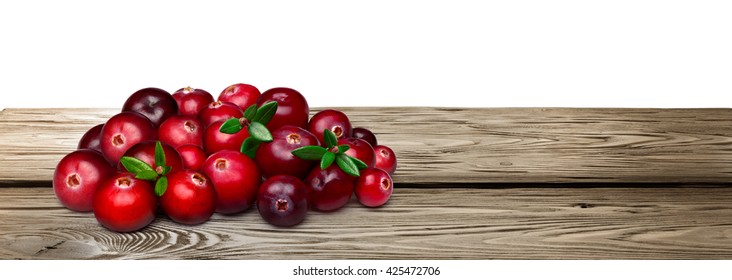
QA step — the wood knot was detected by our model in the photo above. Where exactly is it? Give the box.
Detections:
[574,203,595,209]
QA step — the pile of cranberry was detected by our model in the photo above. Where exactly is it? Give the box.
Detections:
[53,84,397,232]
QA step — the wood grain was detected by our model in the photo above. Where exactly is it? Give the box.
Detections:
[2,108,732,184]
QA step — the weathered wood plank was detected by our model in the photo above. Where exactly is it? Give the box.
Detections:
[1,186,732,259]
[2,108,732,184]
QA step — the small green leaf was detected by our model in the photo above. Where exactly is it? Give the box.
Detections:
[243,104,258,120]
[321,151,336,169]
[155,176,168,197]
[336,154,360,177]
[348,155,368,170]
[240,137,261,159]
[337,144,350,155]
[291,146,327,160]
[120,156,158,180]
[135,170,159,181]
[323,129,337,148]
[155,141,165,168]
[219,118,243,134]
[248,121,273,142]
[252,101,278,125]
[161,166,172,176]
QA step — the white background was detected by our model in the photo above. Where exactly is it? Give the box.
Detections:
[1,0,731,109]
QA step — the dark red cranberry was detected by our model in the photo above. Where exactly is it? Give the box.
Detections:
[161,169,217,225]
[203,119,250,155]
[78,124,104,152]
[337,138,376,168]
[158,115,204,148]
[374,145,397,175]
[53,150,115,212]
[256,125,319,179]
[307,109,352,145]
[354,168,393,207]
[218,83,261,111]
[101,112,156,164]
[201,150,262,214]
[177,144,206,171]
[304,165,355,212]
[93,173,157,232]
[352,127,377,147]
[257,87,309,131]
[116,141,183,173]
[257,175,308,227]
[198,100,244,127]
[122,87,178,127]
[172,86,214,116]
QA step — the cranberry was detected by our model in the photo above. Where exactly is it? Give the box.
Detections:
[122,87,178,127]
[161,169,217,225]
[352,127,377,147]
[53,150,115,212]
[374,145,397,175]
[116,141,183,172]
[337,138,376,168]
[304,165,355,211]
[257,175,308,227]
[77,124,104,152]
[172,86,214,116]
[307,109,352,145]
[354,168,393,207]
[203,119,250,154]
[256,126,319,179]
[93,173,158,232]
[101,112,156,164]
[218,83,261,111]
[157,115,204,149]
[198,100,244,127]
[201,150,262,214]
[257,87,309,131]
[177,144,206,171]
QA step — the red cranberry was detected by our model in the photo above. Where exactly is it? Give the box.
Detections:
[101,112,156,164]
[374,145,397,175]
[218,83,261,111]
[177,144,206,171]
[256,125,319,179]
[53,150,115,212]
[257,175,308,227]
[122,87,178,127]
[78,124,104,152]
[304,165,355,212]
[354,168,393,207]
[116,141,183,172]
[198,100,244,127]
[352,127,377,147]
[307,109,352,145]
[158,115,204,148]
[93,173,158,232]
[338,138,376,168]
[161,169,217,225]
[203,119,250,154]
[172,86,214,116]
[201,150,262,214]
[257,87,309,131]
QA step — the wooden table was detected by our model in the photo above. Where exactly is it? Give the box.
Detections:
[1,108,731,259]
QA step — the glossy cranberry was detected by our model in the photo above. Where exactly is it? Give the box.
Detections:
[257,87,309,131]
[338,138,376,168]
[161,169,217,225]
[198,100,244,127]
[53,150,115,212]
[354,168,393,207]
[78,124,104,152]
[203,119,250,154]
[172,86,214,116]
[158,115,204,148]
[218,83,261,111]
[256,126,319,179]
[201,150,262,214]
[101,112,156,164]
[257,175,308,227]
[116,141,183,173]
[177,144,206,171]
[304,165,355,211]
[122,87,178,127]
[374,145,397,175]
[307,109,352,145]
[93,173,157,232]
[352,127,377,147]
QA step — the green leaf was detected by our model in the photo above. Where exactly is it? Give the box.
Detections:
[337,144,350,155]
[321,151,336,169]
[155,176,168,197]
[119,156,158,180]
[243,104,257,120]
[323,129,337,148]
[248,121,273,142]
[291,146,327,160]
[154,141,165,168]
[240,137,261,159]
[161,166,172,176]
[219,118,243,134]
[348,155,368,170]
[252,101,278,125]
[336,154,360,177]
